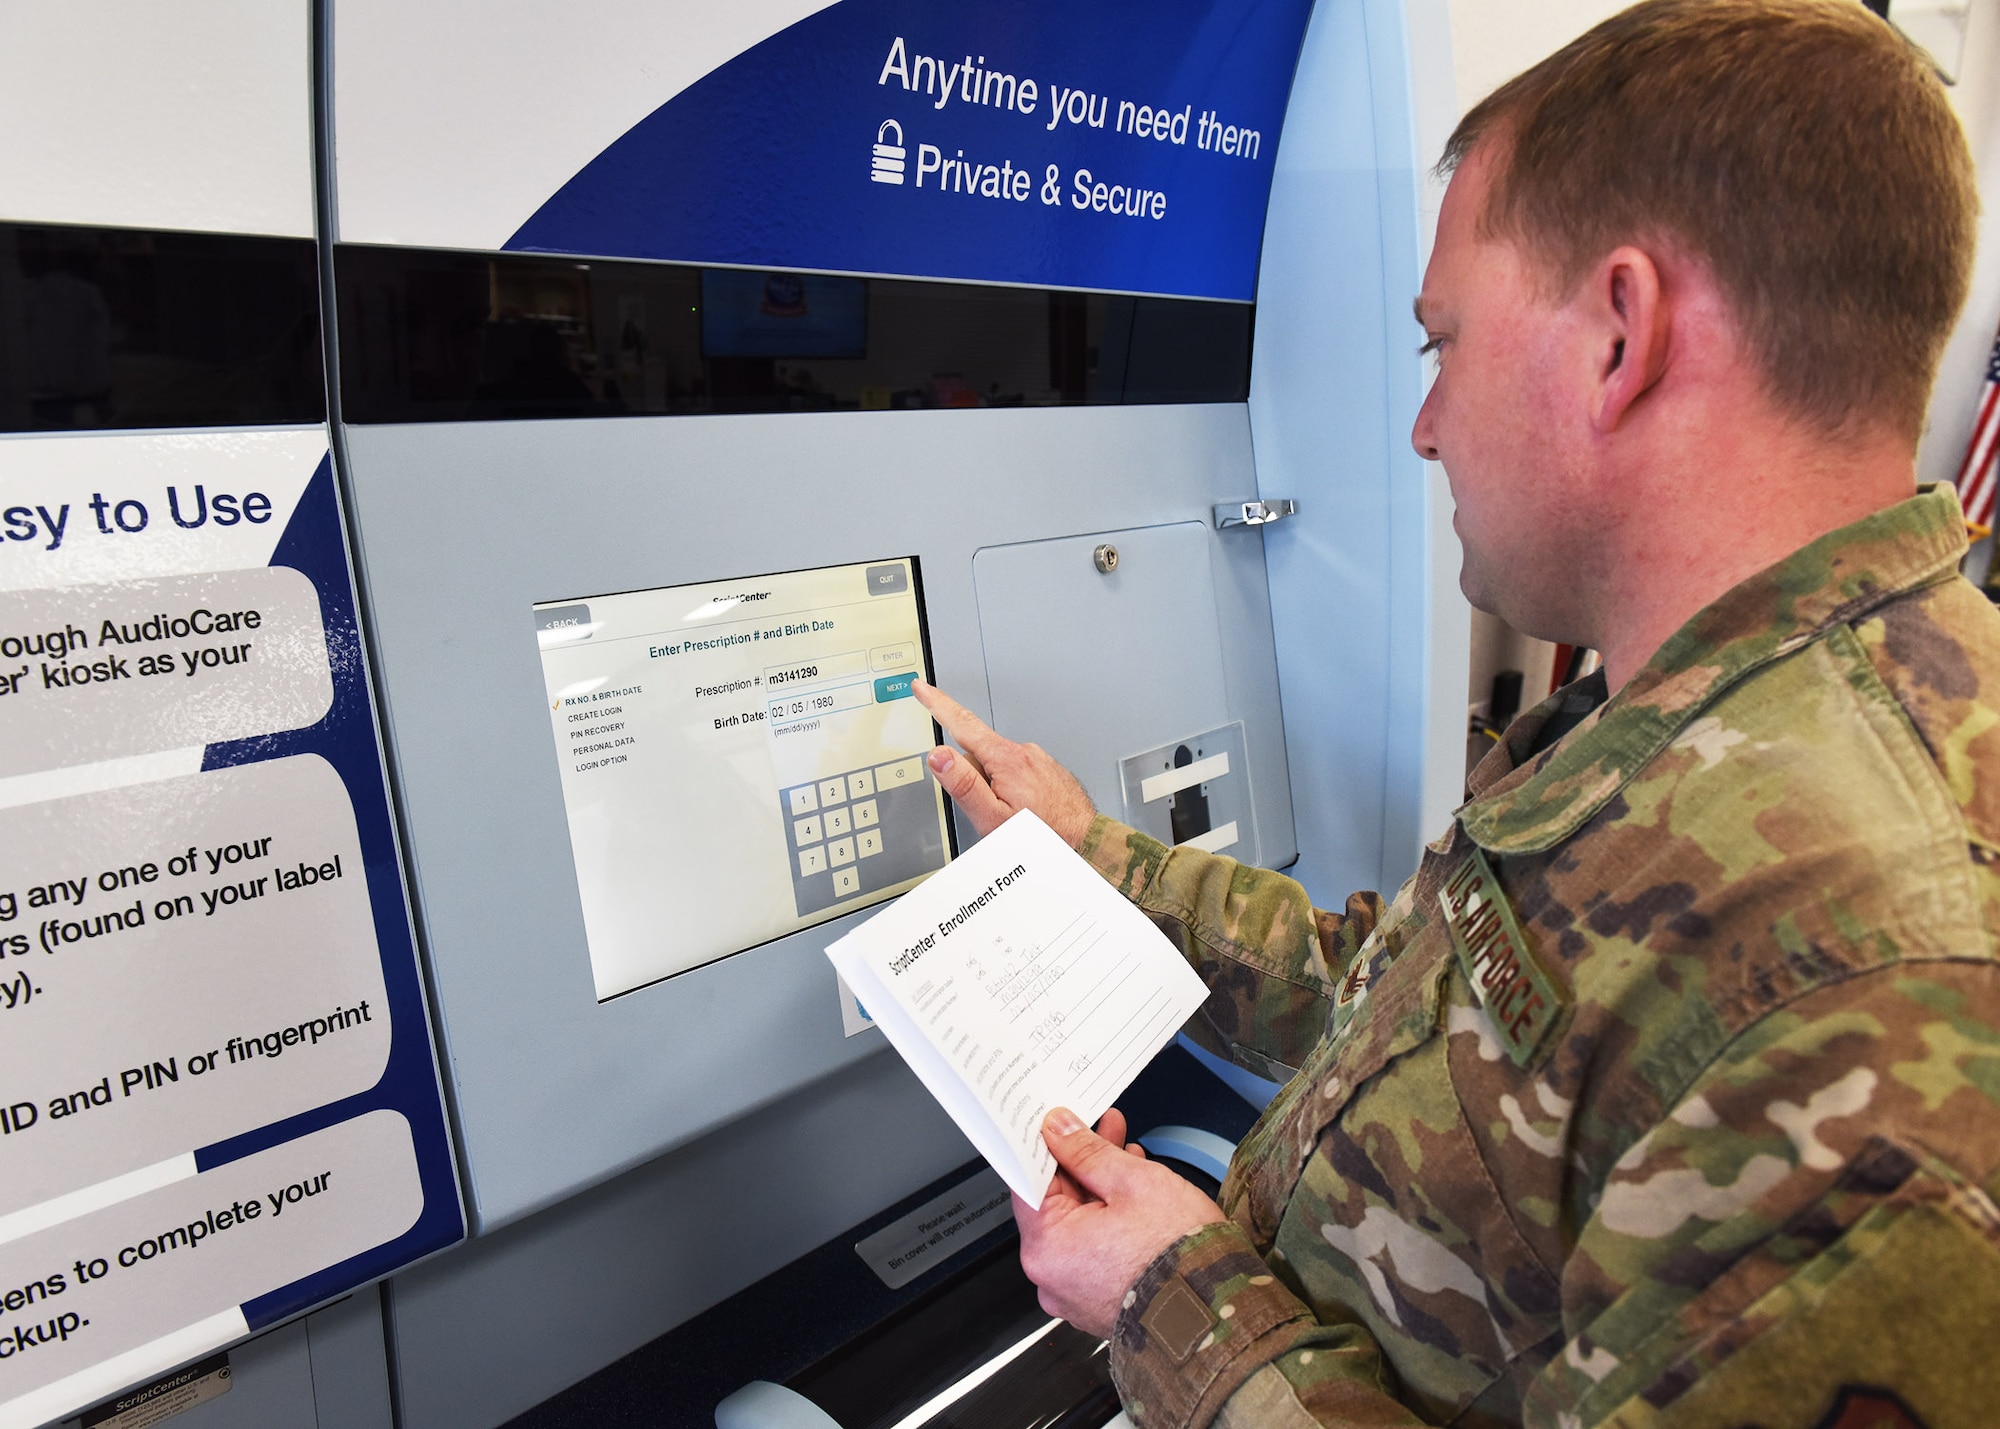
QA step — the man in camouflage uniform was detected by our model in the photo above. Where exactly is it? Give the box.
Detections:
[915,2,1999,1425]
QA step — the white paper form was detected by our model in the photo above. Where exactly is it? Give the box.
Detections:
[826,812,1208,1202]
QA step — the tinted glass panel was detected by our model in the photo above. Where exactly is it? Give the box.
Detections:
[0,223,324,432]
[334,246,1251,424]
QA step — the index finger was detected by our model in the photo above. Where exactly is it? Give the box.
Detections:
[913,679,1010,760]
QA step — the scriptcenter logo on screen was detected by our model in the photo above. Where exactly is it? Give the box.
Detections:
[872,120,907,184]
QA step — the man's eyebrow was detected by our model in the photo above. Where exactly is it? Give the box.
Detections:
[1412,296,1427,328]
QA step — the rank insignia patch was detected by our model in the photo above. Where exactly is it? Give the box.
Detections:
[1440,848,1567,1067]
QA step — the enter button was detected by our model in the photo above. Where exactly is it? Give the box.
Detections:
[874,674,915,703]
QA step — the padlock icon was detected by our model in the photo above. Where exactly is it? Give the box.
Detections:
[871,120,906,185]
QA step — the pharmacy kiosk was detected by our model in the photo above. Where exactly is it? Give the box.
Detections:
[0,1,1465,1427]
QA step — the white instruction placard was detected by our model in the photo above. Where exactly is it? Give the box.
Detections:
[826,812,1206,1202]
[0,756,390,1215]
[0,430,460,1429]
[535,558,953,999]
[0,569,332,779]
[0,1110,422,1429]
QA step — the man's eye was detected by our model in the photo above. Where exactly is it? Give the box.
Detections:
[1418,336,1444,361]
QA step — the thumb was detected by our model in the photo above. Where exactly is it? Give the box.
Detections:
[928,746,1013,834]
[1043,1107,1146,1201]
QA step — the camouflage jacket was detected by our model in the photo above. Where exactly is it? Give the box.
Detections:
[1080,486,2000,1429]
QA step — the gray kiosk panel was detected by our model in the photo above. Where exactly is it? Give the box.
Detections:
[342,402,1293,1230]
[973,522,1284,870]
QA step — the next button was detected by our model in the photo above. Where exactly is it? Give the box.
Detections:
[874,673,916,702]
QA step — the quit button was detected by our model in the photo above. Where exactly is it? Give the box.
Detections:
[874,673,915,703]
[865,564,909,596]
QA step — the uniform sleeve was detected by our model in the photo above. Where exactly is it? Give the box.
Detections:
[1078,815,1383,1078]
[1108,1223,1428,1429]
[1524,963,2000,1428]
[1112,966,2000,1429]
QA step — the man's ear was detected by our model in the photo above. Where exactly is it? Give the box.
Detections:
[1589,245,1668,433]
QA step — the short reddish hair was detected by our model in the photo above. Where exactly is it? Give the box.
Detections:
[1444,0,1978,444]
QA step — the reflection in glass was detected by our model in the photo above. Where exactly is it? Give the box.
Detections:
[335,247,1252,424]
[0,223,324,433]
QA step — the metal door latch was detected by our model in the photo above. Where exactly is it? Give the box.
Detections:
[1213,499,1297,530]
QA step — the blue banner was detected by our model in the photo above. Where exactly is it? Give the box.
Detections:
[509,0,1315,301]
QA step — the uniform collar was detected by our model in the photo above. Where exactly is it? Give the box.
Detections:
[1459,484,1970,855]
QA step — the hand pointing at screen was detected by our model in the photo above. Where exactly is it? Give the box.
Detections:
[912,679,1097,846]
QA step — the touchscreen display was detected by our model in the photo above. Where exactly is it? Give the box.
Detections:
[534,558,953,1000]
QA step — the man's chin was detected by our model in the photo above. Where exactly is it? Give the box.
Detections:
[1459,567,1561,639]
[1458,563,1502,618]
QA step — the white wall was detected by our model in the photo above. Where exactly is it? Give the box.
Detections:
[1919,0,2000,496]
[1444,0,1632,109]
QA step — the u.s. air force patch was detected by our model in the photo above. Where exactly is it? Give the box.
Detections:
[1440,849,1566,1067]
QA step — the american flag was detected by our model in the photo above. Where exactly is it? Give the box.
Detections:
[1957,324,2000,536]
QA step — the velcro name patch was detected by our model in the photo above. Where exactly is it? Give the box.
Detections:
[1439,848,1566,1067]
[1139,1277,1218,1363]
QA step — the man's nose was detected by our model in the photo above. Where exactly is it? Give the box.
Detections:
[1411,389,1441,463]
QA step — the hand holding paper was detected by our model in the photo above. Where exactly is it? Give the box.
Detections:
[824,810,1209,1202]
[1016,1106,1228,1337]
